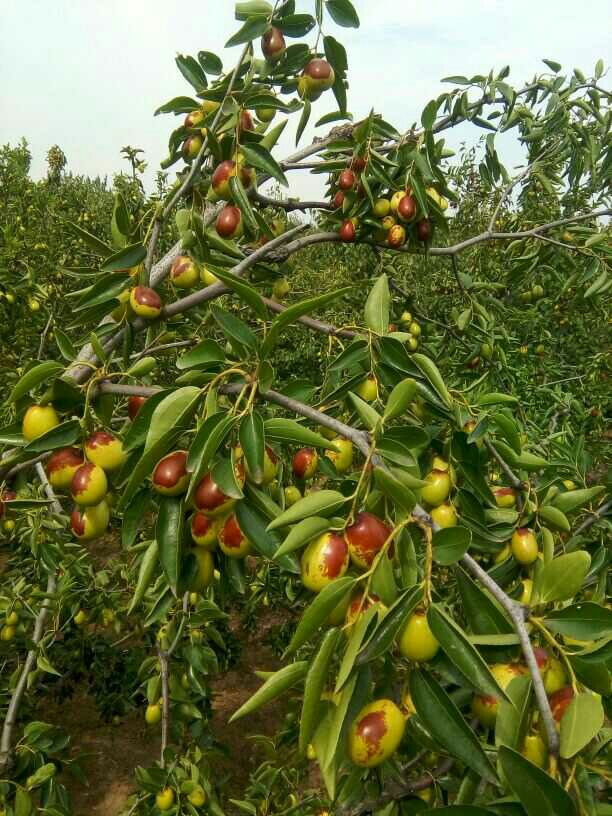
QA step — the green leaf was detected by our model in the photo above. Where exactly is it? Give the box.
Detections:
[55,328,77,362]
[101,243,146,273]
[335,605,379,692]
[498,745,577,816]
[75,272,131,312]
[22,419,81,454]
[476,392,518,406]
[186,413,237,502]
[538,551,591,603]
[263,417,337,449]
[212,305,257,351]
[207,253,266,320]
[176,339,225,370]
[432,527,472,565]
[67,221,112,255]
[299,628,341,755]
[325,0,360,27]
[235,502,300,574]
[198,50,223,75]
[275,516,331,558]
[145,387,201,453]
[560,693,604,758]
[357,585,422,664]
[364,273,390,334]
[225,16,269,47]
[128,540,159,614]
[421,99,438,129]
[229,175,260,239]
[373,467,417,513]
[295,99,311,146]
[495,675,532,751]
[175,53,207,91]
[545,603,612,641]
[322,665,370,770]
[239,143,288,187]
[36,653,61,676]
[347,391,382,431]
[9,362,64,403]
[427,605,509,698]
[286,576,355,655]
[229,661,308,722]
[260,287,350,359]
[543,58,562,72]
[123,389,171,452]
[412,353,453,408]
[493,412,522,455]
[154,95,200,115]
[383,377,417,421]
[276,13,317,37]
[121,489,151,548]
[156,497,184,595]
[410,669,497,783]
[552,486,605,514]
[538,505,570,532]
[239,412,265,484]
[267,490,347,531]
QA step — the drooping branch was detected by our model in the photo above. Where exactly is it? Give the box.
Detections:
[0,464,61,774]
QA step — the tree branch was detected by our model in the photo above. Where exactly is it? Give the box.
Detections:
[251,190,332,212]
[483,438,524,491]
[0,463,60,774]
[337,757,454,816]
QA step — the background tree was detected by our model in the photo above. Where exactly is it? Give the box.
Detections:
[0,1,610,814]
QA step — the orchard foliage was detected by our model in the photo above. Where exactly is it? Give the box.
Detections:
[1,1,611,814]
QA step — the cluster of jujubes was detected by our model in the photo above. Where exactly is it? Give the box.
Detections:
[330,161,448,249]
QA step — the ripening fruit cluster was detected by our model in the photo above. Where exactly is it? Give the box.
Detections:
[17,404,129,544]
[331,164,448,249]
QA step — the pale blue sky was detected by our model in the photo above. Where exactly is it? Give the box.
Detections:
[1,1,609,199]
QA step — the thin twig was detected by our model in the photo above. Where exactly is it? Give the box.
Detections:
[37,311,54,360]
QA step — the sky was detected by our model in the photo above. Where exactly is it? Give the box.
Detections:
[1,0,610,201]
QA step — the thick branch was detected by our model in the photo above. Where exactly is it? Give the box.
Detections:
[251,190,332,212]
[0,463,60,774]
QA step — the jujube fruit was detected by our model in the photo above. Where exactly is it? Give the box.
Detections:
[129,286,162,319]
[301,531,349,592]
[511,528,538,564]
[398,610,440,662]
[22,404,59,441]
[345,512,391,570]
[152,450,189,496]
[84,431,127,472]
[348,699,405,767]
[218,514,251,558]
[71,463,108,507]
[46,447,84,490]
